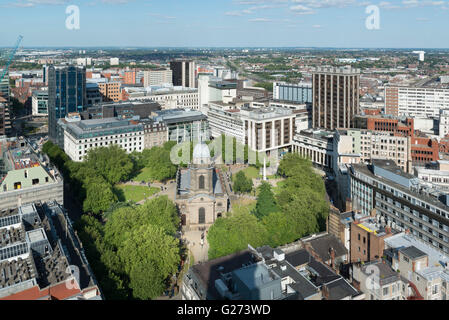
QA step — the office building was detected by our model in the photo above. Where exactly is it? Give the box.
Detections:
[0,202,101,300]
[140,119,167,149]
[170,60,196,88]
[350,159,449,255]
[292,129,334,172]
[0,137,64,211]
[312,67,360,130]
[143,69,173,87]
[414,161,449,192]
[85,83,102,107]
[110,58,119,66]
[153,109,208,143]
[207,102,244,143]
[61,117,144,162]
[385,86,449,118]
[0,75,11,135]
[98,81,121,102]
[47,65,86,142]
[80,100,161,120]
[128,86,199,110]
[240,106,296,155]
[353,114,439,166]
[273,82,312,104]
[31,90,48,116]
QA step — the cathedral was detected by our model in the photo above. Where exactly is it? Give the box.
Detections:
[175,142,229,231]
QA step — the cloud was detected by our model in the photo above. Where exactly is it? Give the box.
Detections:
[312,24,322,28]
[248,17,274,22]
[148,13,176,19]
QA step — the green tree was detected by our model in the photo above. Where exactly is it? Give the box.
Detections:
[84,145,134,185]
[83,176,117,215]
[254,181,278,219]
[118,224,179,300]
[233,171,253,194]
[207,212,268,259]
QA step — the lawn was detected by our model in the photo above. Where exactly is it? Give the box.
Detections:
[232,166,260,182]
[115,185,160,203]
[131,167,153,182]
[228,198,256,217]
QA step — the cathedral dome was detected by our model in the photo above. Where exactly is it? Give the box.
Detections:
[192,142,211,164]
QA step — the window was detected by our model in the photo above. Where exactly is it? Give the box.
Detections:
[32,179,39,185]
[198,208,205,224]
[199,175,205,189]
[383,287,389,296]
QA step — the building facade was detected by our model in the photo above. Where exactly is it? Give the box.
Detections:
[385,86,449,118]
[47,66,86,142]
[143,69,173,87]
[62,118,144,162]
[312,67,360,130]
[273,82,313,104]
[350,159,449,256]
[170,60,196,88]
[31,90,48,116]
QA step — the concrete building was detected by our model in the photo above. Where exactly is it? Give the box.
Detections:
[0,202,102,300]
[207,102,244,143]
[31,89,48,116]
[62,117,144,162]
[80,100,161,120]
[110,58,119,66]
[128,86,199,110]
[414,161,449,192]
[140,119,168,149]
[143,69,173,87]
[273,82,312,104]
[385,86,449,118]
[353,114,439,166]
[153,109,209,143]
[170,60,196,88]
[175,143,228,232]
[292,129,334,172]
[350,159,449,256]
[0,138,63,211]
[47,65,86,142]
[334,128,412,174]
[312,67,360,130]
[240,106,295,155]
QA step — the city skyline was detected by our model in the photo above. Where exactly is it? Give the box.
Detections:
[0,0,448,48]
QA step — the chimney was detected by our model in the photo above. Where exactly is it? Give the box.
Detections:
[346,198,353,212]
[405,229,410,235]
[330,247,336,269]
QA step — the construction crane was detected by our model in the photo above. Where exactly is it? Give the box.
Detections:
[0,35,23,82]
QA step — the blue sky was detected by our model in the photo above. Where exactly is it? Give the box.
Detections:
[0,0,448,48]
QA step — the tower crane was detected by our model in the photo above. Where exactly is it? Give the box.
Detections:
[0,35,24,82]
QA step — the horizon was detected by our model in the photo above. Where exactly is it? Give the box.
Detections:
[0,0,447,48]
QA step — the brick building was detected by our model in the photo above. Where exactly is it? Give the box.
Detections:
[353,115,439,165]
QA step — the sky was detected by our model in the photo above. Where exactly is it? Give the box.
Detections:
[0,0,448,48]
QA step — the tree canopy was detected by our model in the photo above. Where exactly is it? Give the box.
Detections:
[233,171,253,194]
[208,152,329,258]
[254,181,278,219]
